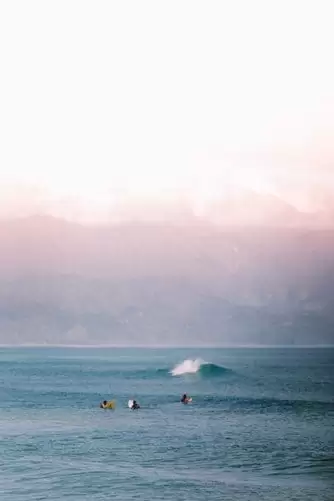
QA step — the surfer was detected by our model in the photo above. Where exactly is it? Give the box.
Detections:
[100,400,115,409]
[131,400,140,410]
[181,393,192,404]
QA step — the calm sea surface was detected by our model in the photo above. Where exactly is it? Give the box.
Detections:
[0,347,333,500]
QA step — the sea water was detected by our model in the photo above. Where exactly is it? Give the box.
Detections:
[0,347,333,500]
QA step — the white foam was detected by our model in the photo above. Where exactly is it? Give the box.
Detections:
[170,358,204,376]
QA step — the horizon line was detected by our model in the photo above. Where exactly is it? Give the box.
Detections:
[0,343,333,349]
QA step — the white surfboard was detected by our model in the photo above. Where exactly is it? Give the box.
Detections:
[128,399,134,409]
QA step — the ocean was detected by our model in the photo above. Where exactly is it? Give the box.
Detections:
[0,347,333,500]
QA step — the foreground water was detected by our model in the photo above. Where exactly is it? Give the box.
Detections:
[0,347,333,500]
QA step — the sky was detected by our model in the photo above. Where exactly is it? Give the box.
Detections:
[0,0,333,223]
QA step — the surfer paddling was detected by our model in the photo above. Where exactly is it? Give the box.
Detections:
[180,393,192,404]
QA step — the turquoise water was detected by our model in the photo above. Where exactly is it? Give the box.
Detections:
[0,347,333,500]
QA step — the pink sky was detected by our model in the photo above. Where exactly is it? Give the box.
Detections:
[0,1,333,224]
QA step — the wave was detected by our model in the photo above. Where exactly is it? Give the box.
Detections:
[170,358,229,377]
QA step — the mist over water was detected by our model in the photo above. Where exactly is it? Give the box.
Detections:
[1,218,334,347]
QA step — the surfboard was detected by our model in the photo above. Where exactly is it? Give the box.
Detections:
[101,400,115,409]
[128,399,134,409]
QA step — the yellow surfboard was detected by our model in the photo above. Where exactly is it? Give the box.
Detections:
[101,400,116,409]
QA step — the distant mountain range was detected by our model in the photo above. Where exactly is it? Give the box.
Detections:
[0,215,333,345]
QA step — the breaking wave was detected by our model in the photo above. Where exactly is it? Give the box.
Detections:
[170,358,229,377]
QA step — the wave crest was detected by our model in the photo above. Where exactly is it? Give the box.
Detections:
[170,358,228,377]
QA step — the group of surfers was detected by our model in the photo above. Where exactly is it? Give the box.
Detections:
[100,393,192,410]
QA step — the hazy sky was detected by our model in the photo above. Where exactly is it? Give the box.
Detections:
[0,0,333,222]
